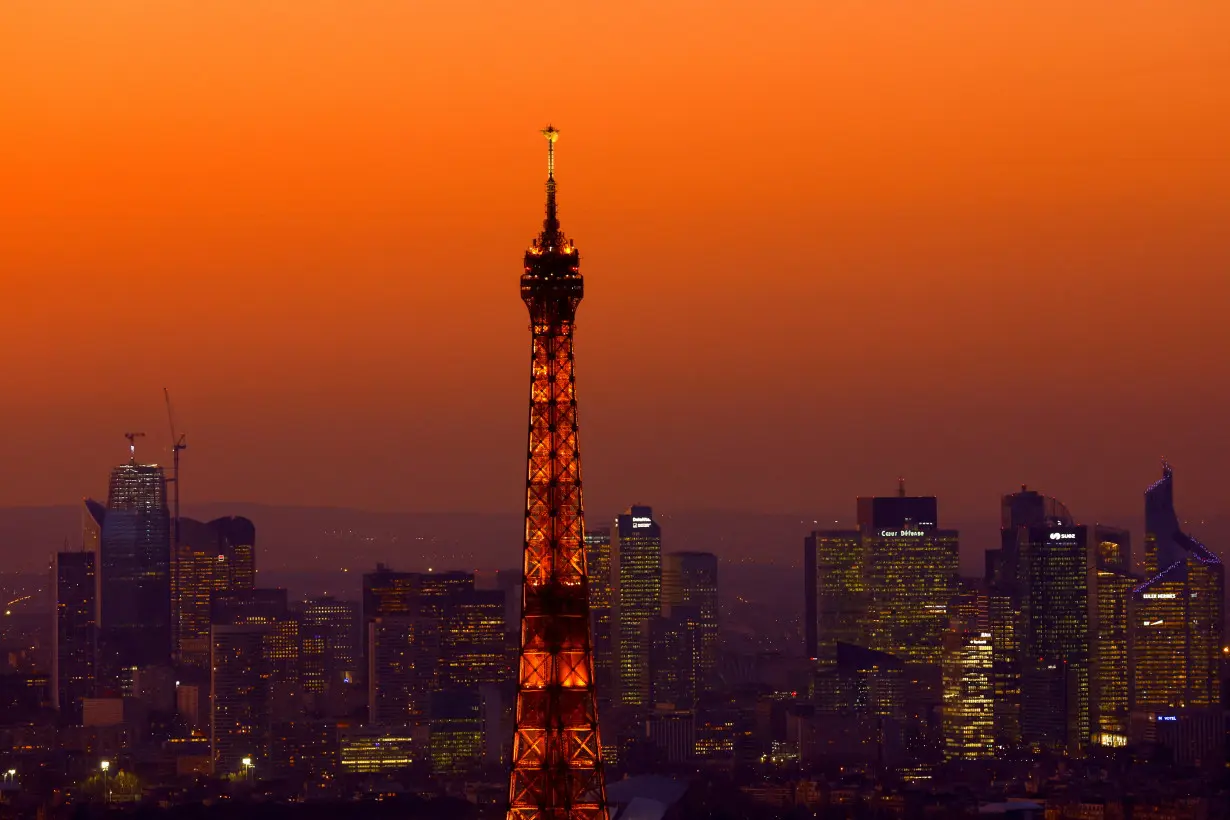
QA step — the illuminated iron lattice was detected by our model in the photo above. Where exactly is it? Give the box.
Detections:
[507,126,608,820]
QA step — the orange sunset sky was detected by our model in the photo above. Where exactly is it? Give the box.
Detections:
[2,3,1229,528]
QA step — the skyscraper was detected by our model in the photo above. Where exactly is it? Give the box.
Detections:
[52,551,96,723]
[508,127,606,820]
[1131,463,1224,766]
[211,623,271,776]
[989,487,1073,748]
[662,551,719,690]
[585,528,614,706]
[301,595,360,695]
[90,446,172,690]
[804,530,864,662]
[212,588,303,723]
[942,598,993,760]
[172,516,257,668]
[858,491,958,665]
[647,604,702,709]
[611,505,662,709]
[1091,527,1135,747]
[368,615,435,725]
[1018,524,1091,751]
[439,588,508,689]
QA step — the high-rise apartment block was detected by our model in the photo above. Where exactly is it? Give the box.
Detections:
[612,506,662,709]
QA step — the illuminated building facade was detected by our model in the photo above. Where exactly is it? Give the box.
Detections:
[172,516,256,668]
[52,551,97,724]
[1091,527,1135,746]
[508,128,606,820]
[804,530,863,662]
[858,492,958,665]
[989,487,1074,748]
[585,528,614,707]
[1131,463,1224,765]
[440,588,508,689]
[662,551,719,689]
[612,505,662,709]
[942,621,994,760]
[340,725,418,773]
[210,624,271,775]
[1018,524,1091,751]
[91,454,171,688]
[429,689,485,774]
[301,596,360,695]
[212,589,303,722]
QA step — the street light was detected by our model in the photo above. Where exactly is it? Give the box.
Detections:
[241,757,254,784]
[100,760,110,803]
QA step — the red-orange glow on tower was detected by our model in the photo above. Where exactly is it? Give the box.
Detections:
[507,126,608,820]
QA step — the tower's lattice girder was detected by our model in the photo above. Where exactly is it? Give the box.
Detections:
[508,128,607,820]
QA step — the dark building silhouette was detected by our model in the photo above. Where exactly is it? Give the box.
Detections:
[1017,523,1091,751]
[211,623,270,776]
[52,550,96,723]
[88,452,171,692]
[662,551,719,690]
[507,127,606,820]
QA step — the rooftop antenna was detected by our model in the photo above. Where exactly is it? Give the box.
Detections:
[540,124,561,246]
[898,476,906,498]
[124,432,146,463]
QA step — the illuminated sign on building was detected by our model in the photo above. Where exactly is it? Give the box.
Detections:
[878,530,925,538]
[1049,532,1077,541]
[1142,593,1176,599]
[631,517,653,529]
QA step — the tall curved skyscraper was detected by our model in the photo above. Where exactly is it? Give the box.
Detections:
[507,127,607,820]
[1134,463,1224,715]
[90,454,172,690]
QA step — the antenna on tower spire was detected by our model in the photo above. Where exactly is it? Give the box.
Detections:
[124,432,146,463]
[540,124,561,246]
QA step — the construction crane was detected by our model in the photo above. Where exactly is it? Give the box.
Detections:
[123,432,146,463]
[164,388,187,547]
[164,389,187,663]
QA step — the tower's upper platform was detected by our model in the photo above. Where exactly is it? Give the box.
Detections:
[522,126,582,318]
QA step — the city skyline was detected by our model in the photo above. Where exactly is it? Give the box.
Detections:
[3,4,1229,816]
[3,4,1229,525]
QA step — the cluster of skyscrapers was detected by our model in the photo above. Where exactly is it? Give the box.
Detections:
[803,464,1224,774]
[46,444,719,784]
